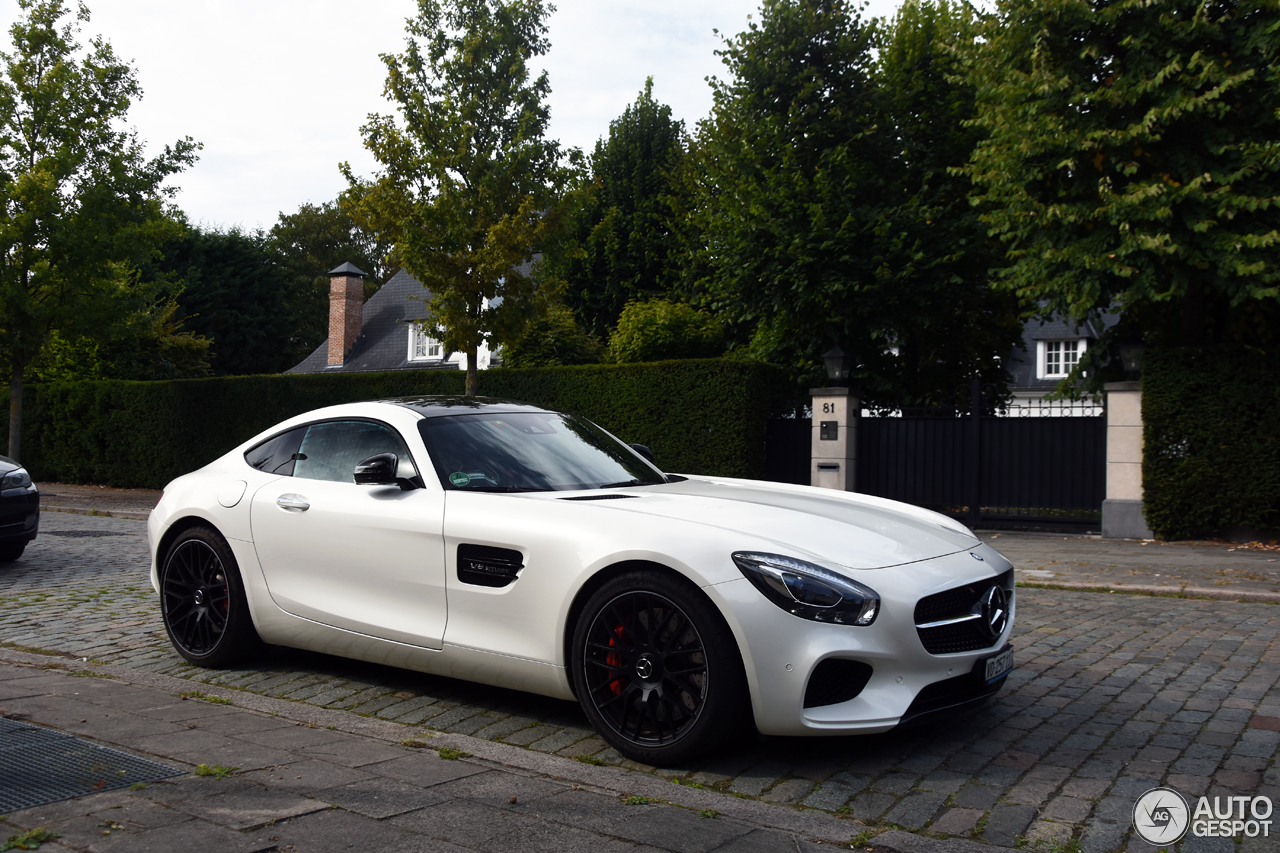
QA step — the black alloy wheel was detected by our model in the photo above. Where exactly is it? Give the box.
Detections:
[160,527,262,667]
[572,570,747,764]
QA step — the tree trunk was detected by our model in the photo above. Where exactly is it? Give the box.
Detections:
[465,345,479,397]
[8,363,21,462]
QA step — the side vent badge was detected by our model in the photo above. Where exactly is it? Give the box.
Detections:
[457,544,524,588]
[971,552,985,561]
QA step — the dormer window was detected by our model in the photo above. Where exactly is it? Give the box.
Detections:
[1038,339,1085,379]
[408,324,442,361]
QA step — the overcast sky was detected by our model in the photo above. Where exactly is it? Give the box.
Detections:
[0,0,903,231]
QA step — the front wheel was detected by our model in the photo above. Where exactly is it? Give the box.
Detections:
[571,569,749,765]
[0,540,26,562]
[160,526,263,668]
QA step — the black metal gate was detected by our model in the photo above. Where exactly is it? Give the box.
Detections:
[762,388,1106,531]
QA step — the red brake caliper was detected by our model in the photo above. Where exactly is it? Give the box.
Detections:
[606,623,625,695]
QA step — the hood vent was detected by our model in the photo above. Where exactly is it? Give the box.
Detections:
[559,494,638,501]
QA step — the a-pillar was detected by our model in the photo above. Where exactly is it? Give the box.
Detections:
[1101,380,1155,539]
[811,387,857,490]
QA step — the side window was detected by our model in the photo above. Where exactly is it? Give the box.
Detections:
[293,421,417,483]
[243,427,306,476]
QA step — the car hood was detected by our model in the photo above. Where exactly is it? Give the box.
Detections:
[555,477,978,570]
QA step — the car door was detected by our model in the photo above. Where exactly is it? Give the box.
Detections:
[249,418,447,649]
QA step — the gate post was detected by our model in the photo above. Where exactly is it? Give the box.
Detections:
[811,387,857,490]
[1102,381,1155,539]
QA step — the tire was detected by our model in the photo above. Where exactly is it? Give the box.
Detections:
[160,526,263,668]
[571,569,749,765]
[0,541,25,562]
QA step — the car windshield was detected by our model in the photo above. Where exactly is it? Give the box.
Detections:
[417,411,665,492]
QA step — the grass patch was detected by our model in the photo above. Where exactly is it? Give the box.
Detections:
[437,747,471,761]
[573,754,606,766]
[193,764,237,779]
[699,809,718,819]
[69,670,117,680]
[179,691,232,705]
[1,827,58,850]
[623,795,651,805]
[401,739,433,749]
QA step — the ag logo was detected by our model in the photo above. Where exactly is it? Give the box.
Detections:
[1134,787,1190,844]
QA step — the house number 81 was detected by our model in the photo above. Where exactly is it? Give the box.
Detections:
[822,403,835,414]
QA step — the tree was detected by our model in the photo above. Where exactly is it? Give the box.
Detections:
[500,303,602,367]
[269,198,392,365]
[962,0,1280,356]
[154,225,293,376]
[608,299,724,364]
[0,0,197,457]
[549,78,690,338]
[28,281,212,382]
[343,0,572,396]
[691,0,1021,405]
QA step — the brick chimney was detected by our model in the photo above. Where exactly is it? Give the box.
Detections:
[327,262,367,366]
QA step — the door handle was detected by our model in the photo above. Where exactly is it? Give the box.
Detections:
[276,494,310,512]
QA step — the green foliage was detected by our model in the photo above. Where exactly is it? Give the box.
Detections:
[962,0,1280,350]
[501,303,603,367]
[691,0,1021,405]
[268,199,392,366]
[343,0,575,396]
[192,764,237,779]
[1142,346,1280,540]
[0,0,198,456]
[550,78,690,338]
[609,299,724,364]
[436,747,471,760]
[1,826,57,851]
[151,225,293,376]
[2,359,799,489]
[28,299,211,382]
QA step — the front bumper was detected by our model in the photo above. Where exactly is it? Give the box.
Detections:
[0,489,39,543]
[707,544,1015,737]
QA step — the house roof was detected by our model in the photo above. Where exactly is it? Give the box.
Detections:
[288,268,459,375]
[1006,312,1119,391]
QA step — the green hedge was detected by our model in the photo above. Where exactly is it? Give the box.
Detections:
[1143,346,1280,540]
[0,359,800,490]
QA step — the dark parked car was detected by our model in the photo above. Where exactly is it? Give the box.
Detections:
[0,456,38,561]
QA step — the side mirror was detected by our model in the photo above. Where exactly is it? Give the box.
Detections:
[353,453,398,486]
[630,444,656,465]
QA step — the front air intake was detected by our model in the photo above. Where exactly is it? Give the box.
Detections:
[803,659,873,708]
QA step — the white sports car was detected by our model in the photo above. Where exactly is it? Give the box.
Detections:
[148,397,1015,763]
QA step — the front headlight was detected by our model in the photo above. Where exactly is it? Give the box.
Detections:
[732,552,879,626]
[0,468,31,490]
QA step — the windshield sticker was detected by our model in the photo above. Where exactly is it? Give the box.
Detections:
[449,472,471,487]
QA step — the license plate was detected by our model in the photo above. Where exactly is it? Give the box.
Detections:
[984,648,1014,683]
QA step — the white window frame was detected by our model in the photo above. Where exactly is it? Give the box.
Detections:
[1037,339,1086,379]
[407,324,443,362]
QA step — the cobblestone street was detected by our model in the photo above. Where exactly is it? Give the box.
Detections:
[2,512,1278,851]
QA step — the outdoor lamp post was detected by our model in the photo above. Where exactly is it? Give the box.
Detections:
[822,345,853,384]
[1118,343,1145,380]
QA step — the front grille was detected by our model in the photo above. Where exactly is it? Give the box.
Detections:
[914,568,1013,655]
[457,544,524,588]
[803,659,873,708]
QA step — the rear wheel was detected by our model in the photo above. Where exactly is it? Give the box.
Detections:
[160,526,262,667]
[571,569,748,765]
[0,541,26,562]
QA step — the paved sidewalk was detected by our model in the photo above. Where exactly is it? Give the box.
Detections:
[5,654,936,853]
[2,509,1278,851]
